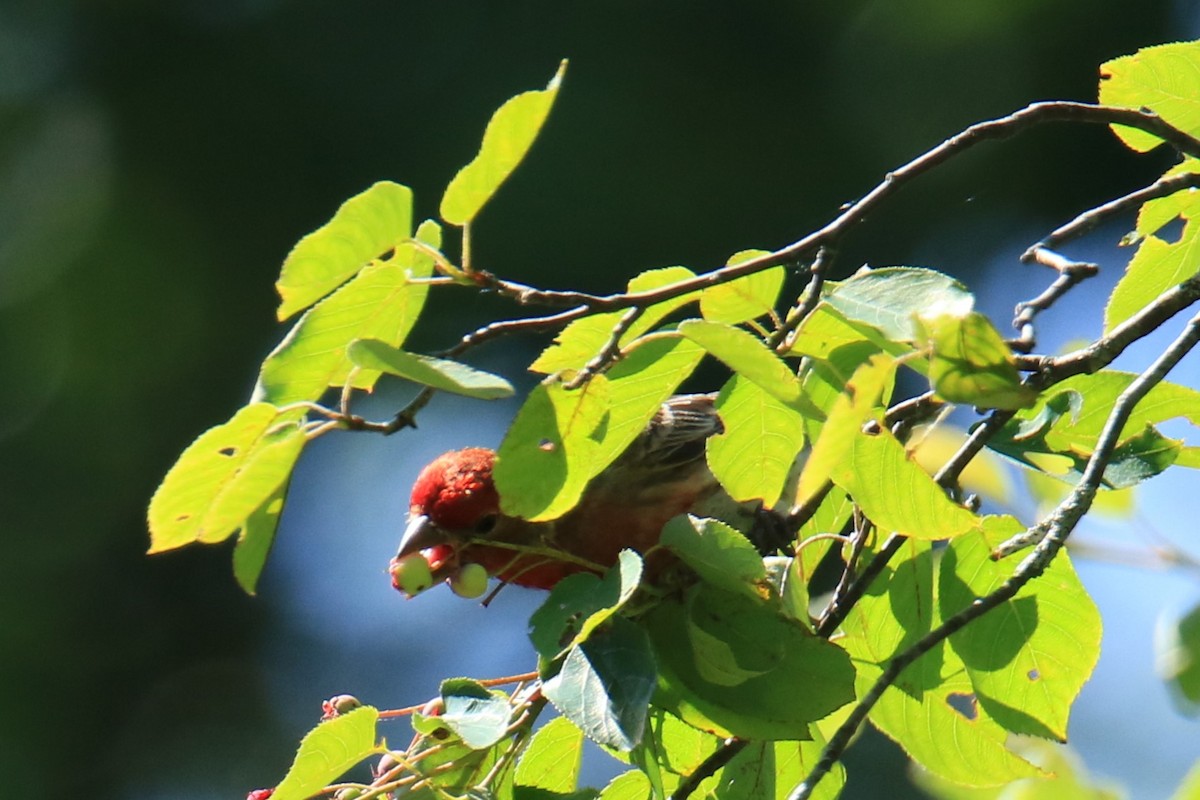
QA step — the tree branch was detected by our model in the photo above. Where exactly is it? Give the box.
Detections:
[788,307,1200,800]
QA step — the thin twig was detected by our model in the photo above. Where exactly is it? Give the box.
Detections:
[789,308,1200,800]
[564,306,645,389]
[668,739,747,800]
[770,246,836,353]
[1011,250,1099,352]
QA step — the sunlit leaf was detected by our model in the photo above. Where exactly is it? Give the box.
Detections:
[148,404,305,554]
[543,617,657,752]
[276,181,414,320]
[678,319,809,409]
[272,706,380,800]
[598,770,652,800]
[257,220,441,403]
[1099,41,1200,152]
[531,266,700,374]
[908,423,1013,506]
[834,424,980,539]
[347,341,514,399]
[441,61,566,225]
[840,541,1039,786]
[1171,758,1200,800]
[917,311,1037,410]
[822,267,974,342]
[699,250,784,323]
[495,375,611,521]
[706,374,806,506]
[438,678,513,750]
[1137,158,1200,237]
[942,516,1101,740]
[1105,218,1200,333]
[515,717,585,797]
[913,738,1122,799]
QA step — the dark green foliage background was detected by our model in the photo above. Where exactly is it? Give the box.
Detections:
[0,1,1186,797]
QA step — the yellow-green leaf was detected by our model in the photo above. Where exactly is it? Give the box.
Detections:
[441,61,566,225]
[707,373,806,506]
[1137,158,1200,236]
[148,403,305,553]
[1099,41,1200,153]
[678,319,808,408]
[276,181,414,320]
[272,706,380,800]
[699,250,784,323]
[918,311,1037,410]
[347,341,514,400]
[495,375,611,521]
[1106,218,1200,333]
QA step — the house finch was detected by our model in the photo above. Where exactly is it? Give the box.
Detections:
[391,393,764,595]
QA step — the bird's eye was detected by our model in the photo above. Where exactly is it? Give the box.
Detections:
[474,514,499,535]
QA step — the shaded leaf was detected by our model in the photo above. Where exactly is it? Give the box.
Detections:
[1099,41,1200,153]
[823,267,974,342]
[706,373,806,507]
[276,181,414,320]
[529,551,643,664]
[699,250,784,323]
[660,515,766,600]
[347,341,514,399]
[257,220,441,403]
[646,585,856,740]
[272,706,380,800]
[941,516,1101,740]
[442,61,566,225]
[543,617,657,752]
[148,404,305,553]
[917,311,1037,410]
[495,375,611,521]
[232,486,287,595]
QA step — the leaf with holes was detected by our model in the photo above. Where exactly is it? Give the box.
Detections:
[148,403,305,555]
[840,541,1039,786]
[276,181,414,320]
[495,375,611,521]
[271,706,380,800]
[257,220,441,404]
[1099,40,1200,153]
[441,61,566,226]
[941,515,1101,740]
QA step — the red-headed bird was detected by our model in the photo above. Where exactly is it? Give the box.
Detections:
[390,394,764,596]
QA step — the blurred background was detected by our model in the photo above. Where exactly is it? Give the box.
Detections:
[3,1,1200,797]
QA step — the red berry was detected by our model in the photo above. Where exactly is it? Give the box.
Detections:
[246,790,274,800]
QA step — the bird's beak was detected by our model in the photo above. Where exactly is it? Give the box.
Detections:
[395,514,443,559]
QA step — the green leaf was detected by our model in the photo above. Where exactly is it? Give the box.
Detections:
[232,486,287,595]
[592,334,706,469]
[1105,217,1200,332]
[515,717,584,796]
[1156,600,1200,712]
[257,220,441,404]
[529,551,643,664]
[917,311,1037,410]
[913,739,1123,799]
[699,250,784,323]
[598,771,652,800]
[796,353,896,507]
[646,585,856,740]
[1137,158,1200,237]
[659,516,767,600]
[705,374,806,507]
[543,616,657,752]
[495,375,611,521]
[276,181,414,320]
[439,678,514,749]
[840,541,1039,786]
[822,267,974,342]
[1172,758,1200,800]
[347,341,514,399]
[148,404,305,553]
[441,61,566,225]
[272,706,380,800]
[832,417,980,540]
[531,266,700,374]
[941,516,1101,740]
[678,319,808,408]
[710,738,844,800]
[1099,41,1200,153]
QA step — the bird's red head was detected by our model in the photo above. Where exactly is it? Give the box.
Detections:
[409,447,500,531]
